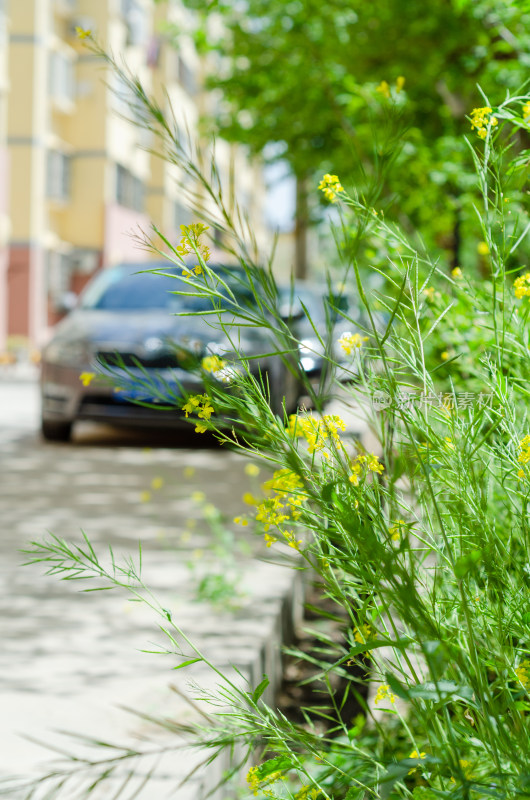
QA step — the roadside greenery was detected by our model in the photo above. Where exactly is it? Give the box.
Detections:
[168,0,530,276]
[8,31,530,800]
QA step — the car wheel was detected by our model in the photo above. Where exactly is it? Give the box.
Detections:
[41,419,73,442]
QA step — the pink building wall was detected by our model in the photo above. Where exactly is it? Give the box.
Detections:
[103,204,152,266]
[0,146,9,351]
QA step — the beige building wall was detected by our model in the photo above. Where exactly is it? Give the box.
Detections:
[0,2,9,351]
[4,0,273,349]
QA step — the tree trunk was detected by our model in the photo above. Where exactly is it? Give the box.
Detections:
[294,175,308,280]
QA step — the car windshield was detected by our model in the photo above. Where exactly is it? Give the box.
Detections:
[79,264,253,312]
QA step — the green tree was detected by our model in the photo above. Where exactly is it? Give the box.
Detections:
[170,0,530,276]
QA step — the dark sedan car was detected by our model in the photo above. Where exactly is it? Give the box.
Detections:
[40,263,299,441]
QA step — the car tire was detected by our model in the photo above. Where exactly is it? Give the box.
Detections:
[41,419,73,442]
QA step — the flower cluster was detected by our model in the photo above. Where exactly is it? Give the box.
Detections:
[287,413,346,457]
[246,765,285,797]
[408,750,427,775]
[516,659,530,687]
[338,331,368,354]
[176,223,211,275]
[236,468,306,549]
[388,519,406,541]
[470,106,498,139]
[518,436,530,472]
[181,393,215,433]
[294,786,320,800]
[349,453,384,485]
[514,273,530,301]
[376,76,405,99]
[318,173,344,203]
[353,623,372,643]
[374,683,395,705]
[201,355,227,374]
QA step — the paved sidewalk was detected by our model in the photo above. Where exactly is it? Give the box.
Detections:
[0,380,375,799]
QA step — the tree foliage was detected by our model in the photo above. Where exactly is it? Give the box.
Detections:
[172,0,530,269]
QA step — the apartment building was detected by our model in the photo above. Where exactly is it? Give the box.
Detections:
[2,0,270,351]
[0,1,9,351]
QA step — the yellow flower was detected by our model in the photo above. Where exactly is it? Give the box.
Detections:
[79,371,96,386]
[389,519,406,541]
[374,683,395,705]
[441,351,449,361]
[151,476,164,490]
[283,529,303,549]
[451,267,462,278]
[338,331,369,355]
[184,466,196,479]
[423,286,435,302]
[477,240,489,255]
[202,355,226,373]
[318,173,344,203]
[192,491,206,503]
[450,759,473,783]
[470,106,496,137]
[245,463,260,477]
[518,469,526,479]
[396,75,406,93]
[75,27,92,39]
[367,453,384,473]
[376,80,391,98]
[516,660,530,687]
[176,222,210,262]
[264,533,277,547]
[514,273,530,301]
[182,265,203,278]
[518,435,530,465]
[233,515,249,526]
[523,101,530,121]
[408,750,426,775]
[286,413,339,455]
[243,492,258,506]
[195,422,207,433]
[354,623,372,643]
[444,436,455,450]
[140,490,151,503]
[197,401,214,420]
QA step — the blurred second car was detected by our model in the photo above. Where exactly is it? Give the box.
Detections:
[40,262,299,441]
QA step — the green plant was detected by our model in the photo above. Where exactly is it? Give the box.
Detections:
[8,36,530,800]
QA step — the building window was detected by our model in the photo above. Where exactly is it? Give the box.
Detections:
[47,151,70,200]
[121,0,147,47]
[177,55,197,96]
[49,51,75,106]
[46,250,72,306]
[174,201,191,231]
[116,164,145,212]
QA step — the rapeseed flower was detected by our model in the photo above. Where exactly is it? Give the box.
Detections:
[202,355,227,373]
[374,684,395,705]
[79,372,96,386]
[318,173,344,203]
[176,222,210,265]
[514,273,530,301]
[338,331,368,354]
[470,106,497,139]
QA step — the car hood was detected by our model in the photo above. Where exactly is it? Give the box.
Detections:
[50,309,266,352]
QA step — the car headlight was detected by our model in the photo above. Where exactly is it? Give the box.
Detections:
[43,338,89,366]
